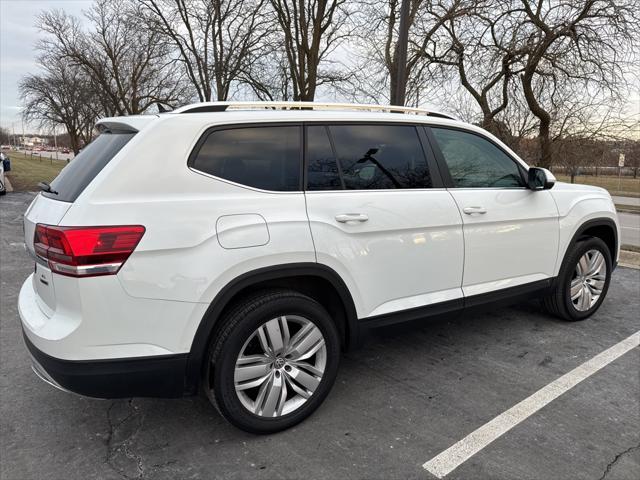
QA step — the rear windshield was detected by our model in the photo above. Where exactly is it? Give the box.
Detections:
[43,131,135,202]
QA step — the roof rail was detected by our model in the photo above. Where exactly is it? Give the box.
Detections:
[171,101,456,120]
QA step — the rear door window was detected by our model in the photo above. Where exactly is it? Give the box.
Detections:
[306,124,433,190]
[306,126,342,190]
[191,126,301,191]
[44,131,135,202]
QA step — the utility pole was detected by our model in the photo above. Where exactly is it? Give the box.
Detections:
[392,0,411,106]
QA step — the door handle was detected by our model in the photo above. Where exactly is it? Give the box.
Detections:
[335,213,369,223]
[462,206,487,215]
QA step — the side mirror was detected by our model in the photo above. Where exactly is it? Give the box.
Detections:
[527,167,555,190]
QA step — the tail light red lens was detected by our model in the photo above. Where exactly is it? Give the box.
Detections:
[34,224,145,277]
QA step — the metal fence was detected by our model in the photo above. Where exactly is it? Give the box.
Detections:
[550,166,639,178]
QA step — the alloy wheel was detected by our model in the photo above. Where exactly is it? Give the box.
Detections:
[570,249,607,312]
[233,315,327,417]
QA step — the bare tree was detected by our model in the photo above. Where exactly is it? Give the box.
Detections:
[38,0,187,116]
[349,0,470,107]
[139,0,271,102]
[0,127,11,146]
[494,82,538,155]
[392,0,474,105]
[19,60,97,154]
[549,81,633,181]
[268,0,351,101]
[431,1,528,139]
[238,49,295,101]
[515,0,639,168]
[417,0,639,163]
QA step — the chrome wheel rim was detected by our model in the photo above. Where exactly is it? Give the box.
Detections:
[234,315,326,417]
[571,249,607,312]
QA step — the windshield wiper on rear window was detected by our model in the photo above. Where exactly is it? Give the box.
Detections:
[38,181,58,195]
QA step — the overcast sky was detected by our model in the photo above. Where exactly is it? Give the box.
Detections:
[0,0,91,132]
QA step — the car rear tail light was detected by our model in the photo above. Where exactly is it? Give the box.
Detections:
[34,224,145,277]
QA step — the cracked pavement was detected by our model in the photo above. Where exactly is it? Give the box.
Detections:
[1,191,639,480]
[597,444,640,480]
[105,400,146,479]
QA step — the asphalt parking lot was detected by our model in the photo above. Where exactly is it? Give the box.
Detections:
[1,191,639,480]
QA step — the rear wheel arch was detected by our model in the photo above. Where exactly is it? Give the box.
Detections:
[185,263,358,393]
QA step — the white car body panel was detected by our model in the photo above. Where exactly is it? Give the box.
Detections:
[23,195,73,315]
[17,107,621,367]
[549,182,619,273]
[19,273,208,360]
[305,189,464,318]
[447,188,560,296]
[65,188,315,304]
[61,116,317,305]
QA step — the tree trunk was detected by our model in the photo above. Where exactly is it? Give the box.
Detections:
[389,67,399,105]
[390,0,410,106]
[67,129,80,156]
[538,119,553,169]
[481,116,495,134]
[296,90,315,101]
[522,70,553,168]
[481,116,506,141]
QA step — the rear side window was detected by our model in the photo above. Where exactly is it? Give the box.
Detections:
[191,126,301,191]
[45,132,135,202]
[307,124,432,190]
[431,128,524,188]
[306,126,342,190]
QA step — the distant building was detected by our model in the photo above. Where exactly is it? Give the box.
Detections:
[19,136,49,147]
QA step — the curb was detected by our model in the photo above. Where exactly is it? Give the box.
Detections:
[618,263,640,270]
[616,205,640,215]
[619,249,640,270]
[3,174,13,192]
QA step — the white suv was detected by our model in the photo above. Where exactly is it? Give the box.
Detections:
[18,102,619,433]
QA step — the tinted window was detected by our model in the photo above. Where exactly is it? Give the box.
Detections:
[431,128,523,188]
[306,126,341,190]
[192,126,301,191]
[324,124,432,190]
[45,132,135,202]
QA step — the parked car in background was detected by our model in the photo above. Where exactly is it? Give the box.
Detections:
[18,102,620,434]
[0,152,8,195]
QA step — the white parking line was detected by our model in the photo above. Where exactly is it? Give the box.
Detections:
[423,331,640,478]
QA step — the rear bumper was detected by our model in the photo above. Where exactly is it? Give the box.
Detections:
[23,332,187,398]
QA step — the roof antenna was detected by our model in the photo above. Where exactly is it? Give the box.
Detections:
[157,103,171,113]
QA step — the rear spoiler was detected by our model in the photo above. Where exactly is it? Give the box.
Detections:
[95,115,159,133]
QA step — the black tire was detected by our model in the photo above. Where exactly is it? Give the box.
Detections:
[543,236,612,321]
[204,289,340,434]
